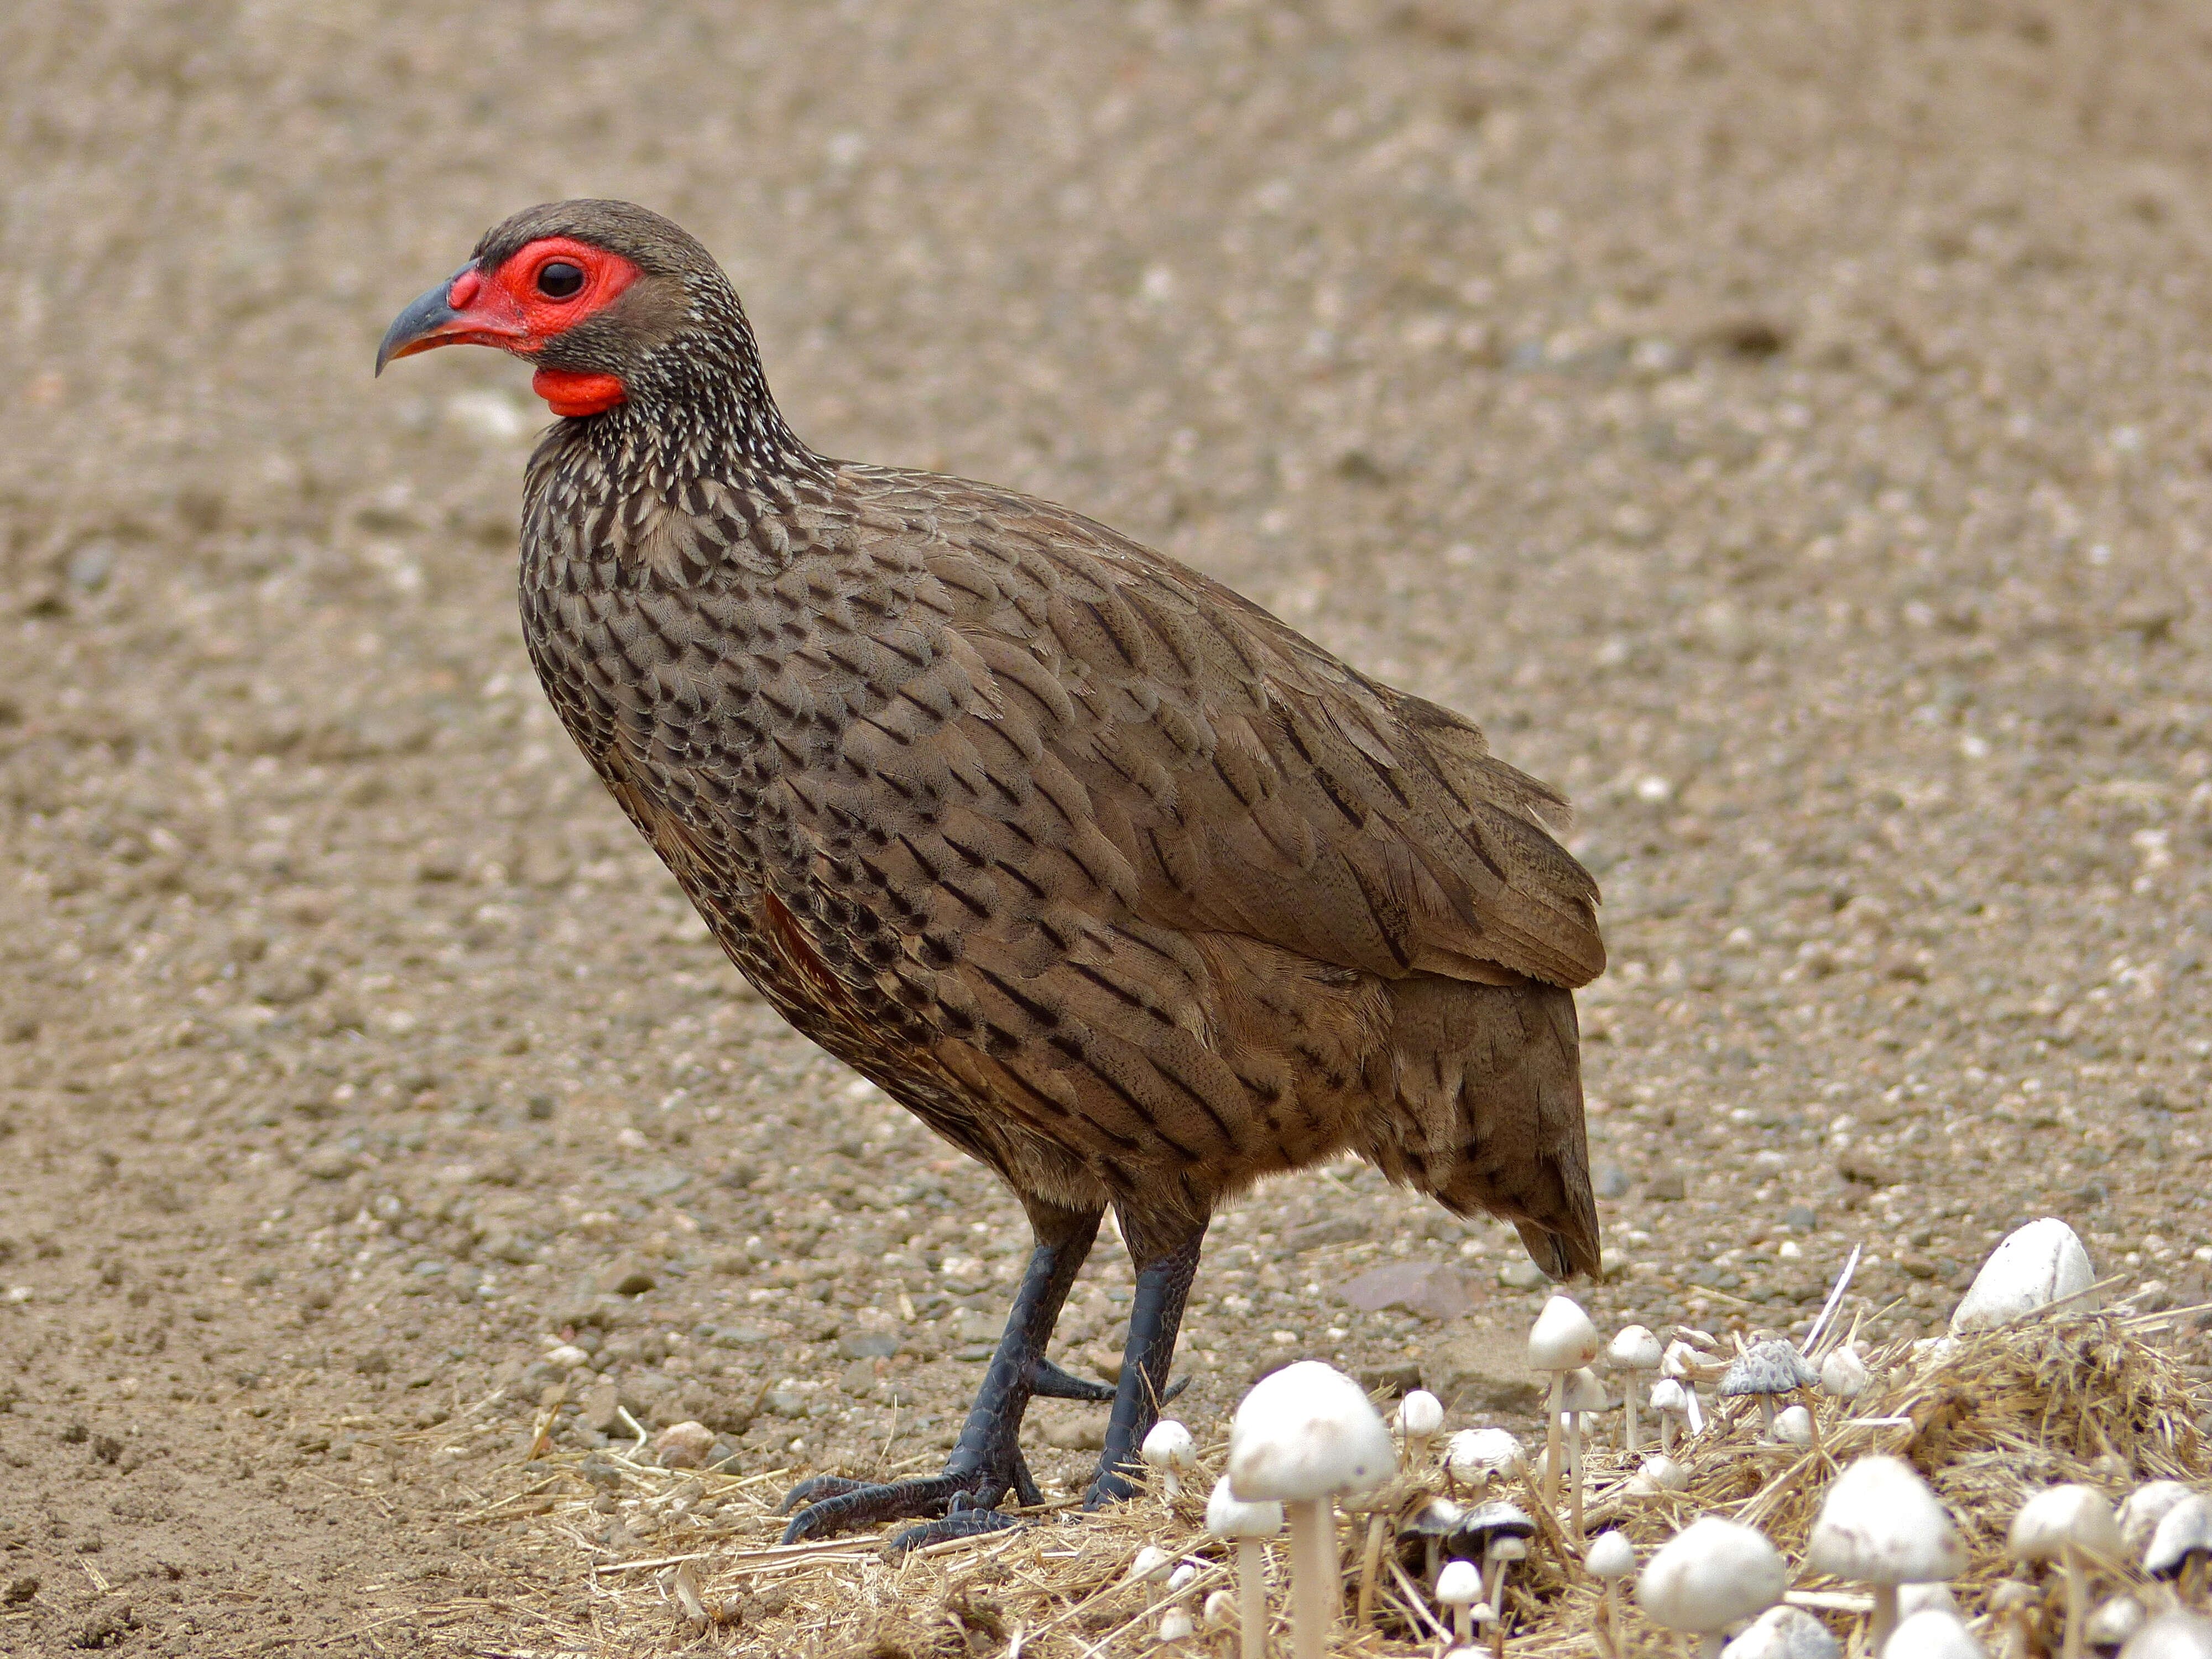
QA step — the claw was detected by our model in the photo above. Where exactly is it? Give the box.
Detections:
[777,1473,869,1515]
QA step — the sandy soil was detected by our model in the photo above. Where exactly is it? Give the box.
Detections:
[3,0,2211,1652]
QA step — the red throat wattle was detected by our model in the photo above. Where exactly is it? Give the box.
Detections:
[531,369,628,418]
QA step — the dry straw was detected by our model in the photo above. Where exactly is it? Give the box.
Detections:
[446,1296,2207,1656]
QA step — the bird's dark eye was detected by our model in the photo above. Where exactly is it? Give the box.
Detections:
[536,261,585,300]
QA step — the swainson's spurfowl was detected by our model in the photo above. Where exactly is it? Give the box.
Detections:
[379,201,1604,1550]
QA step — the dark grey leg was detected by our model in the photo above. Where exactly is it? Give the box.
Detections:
[779,1199,1100,1550]
[1085,1209,1207,1507]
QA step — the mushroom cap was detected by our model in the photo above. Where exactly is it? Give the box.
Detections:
[1951,1218,2096,1333]
[1773,1405,1816,1447]
[1628,1453,1689,1494]
[1608,1324,1665,1371]
[1401,1496,1465,1538]
[1808,1456,1966,1586]
[1436,1559,1483,1608]
[1638,1517,1788,1632]
[1650,1378,1690,1412]
[1585,1530,1637,1580]
[1449,1500,1535,1551]
[1445,1426,1526,1478]
[1204,1473,1285,1540]
[2088,1599,2149,1651]
[2007,1484,2123,1562]
[1130,1544,1176,1583]
[2145,1494,2212,1579]
[2122,1613,2212,1659]
[1528,1295,1601,1370]
[1820,1346,1869,1400]
[1720,1339,1819,1398]
[1883,1610,1987,1659]
[1721,1604,1843,1659]
[1227,1360,1396,1504]
[1899,1584,1959,1618]
[2120,1481,2198,1556]
[1142,1418,1197,1470]
[1561,1367,1614,1412]
[1396,1389,1444,1439]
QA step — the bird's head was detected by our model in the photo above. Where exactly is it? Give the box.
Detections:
[375,200,731,419]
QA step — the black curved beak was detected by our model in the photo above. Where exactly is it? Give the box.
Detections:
[374,265,473,376]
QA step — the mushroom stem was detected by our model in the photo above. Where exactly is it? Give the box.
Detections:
[1567,1408,1586,1540]
[1660,1409,1676,1455]
[1543,1370,1564,1509]
[1354,1512,1385,1629]
[2061,1544,2085,1659]
[1285,1496,1337,1659]
[1624,1386,1641,1455]
[1870,1582,1900,1653]
[1757,1396,1776,1438]
[1604,1581,1624,1659]
[1235,1537,1266,1659]
[1698,1635,1725,1659]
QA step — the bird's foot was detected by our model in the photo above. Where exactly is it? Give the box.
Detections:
[779,1471,973,1545]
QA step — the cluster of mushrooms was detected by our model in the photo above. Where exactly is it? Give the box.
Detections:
[1113,1217,2212,1659]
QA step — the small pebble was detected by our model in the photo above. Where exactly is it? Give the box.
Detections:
[652,1421,715,1469]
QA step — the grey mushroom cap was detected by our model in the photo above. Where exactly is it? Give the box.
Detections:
[1451,1500,1537,1550]
[1721,1604,1843,1659]
[2146,1494,2212,1579]
[2123,1613,2212,1659]
[1401,1496,1465,1539]
[1720,1339,1820,1398]
[1885,1610,1988,1659]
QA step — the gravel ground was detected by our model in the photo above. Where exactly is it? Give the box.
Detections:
[4,1,2212,1652]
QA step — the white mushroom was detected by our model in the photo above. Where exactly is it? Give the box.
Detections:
[1952,1218,2096,1332]
[2122,1613,2212,1659]
[1586,1531,1636,1659]
[1527,1296,1600,1511]
[1650,1378,1692,1455]
[1202,1588,1237,1637]
[2008,1485,2124,1659]
[2119,1481,2196,1557]
[1627,1453,1689,1495]
[2088,1599,2148,1652]
[1807,1455,1966,1651]
[1437,1558,1484,1648]
[2145,1494,2212,1593]
[1884,1609,1986,1659]
[1559,1368,1611,1537]
[1820,1345,1869,1401]
[1606,1325,1665,1453]
[1206,1473,1284,1659]
[1638,1517,1788,1659]
[1773,1405,1816,1448]
[1159,1562,1199,1642]
[1227,1361,1395,1659]
[1445,1427,1527,1499]
[1723,1604,1842,1659]
[1395,1389,1444,1469]
[1899,1583,1959,1618]
[1661,1339,1709,1436]
[1130,1544,1176,1585]
[1142,1418,1198,1504]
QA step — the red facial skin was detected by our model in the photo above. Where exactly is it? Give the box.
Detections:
[388,237,640,416]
